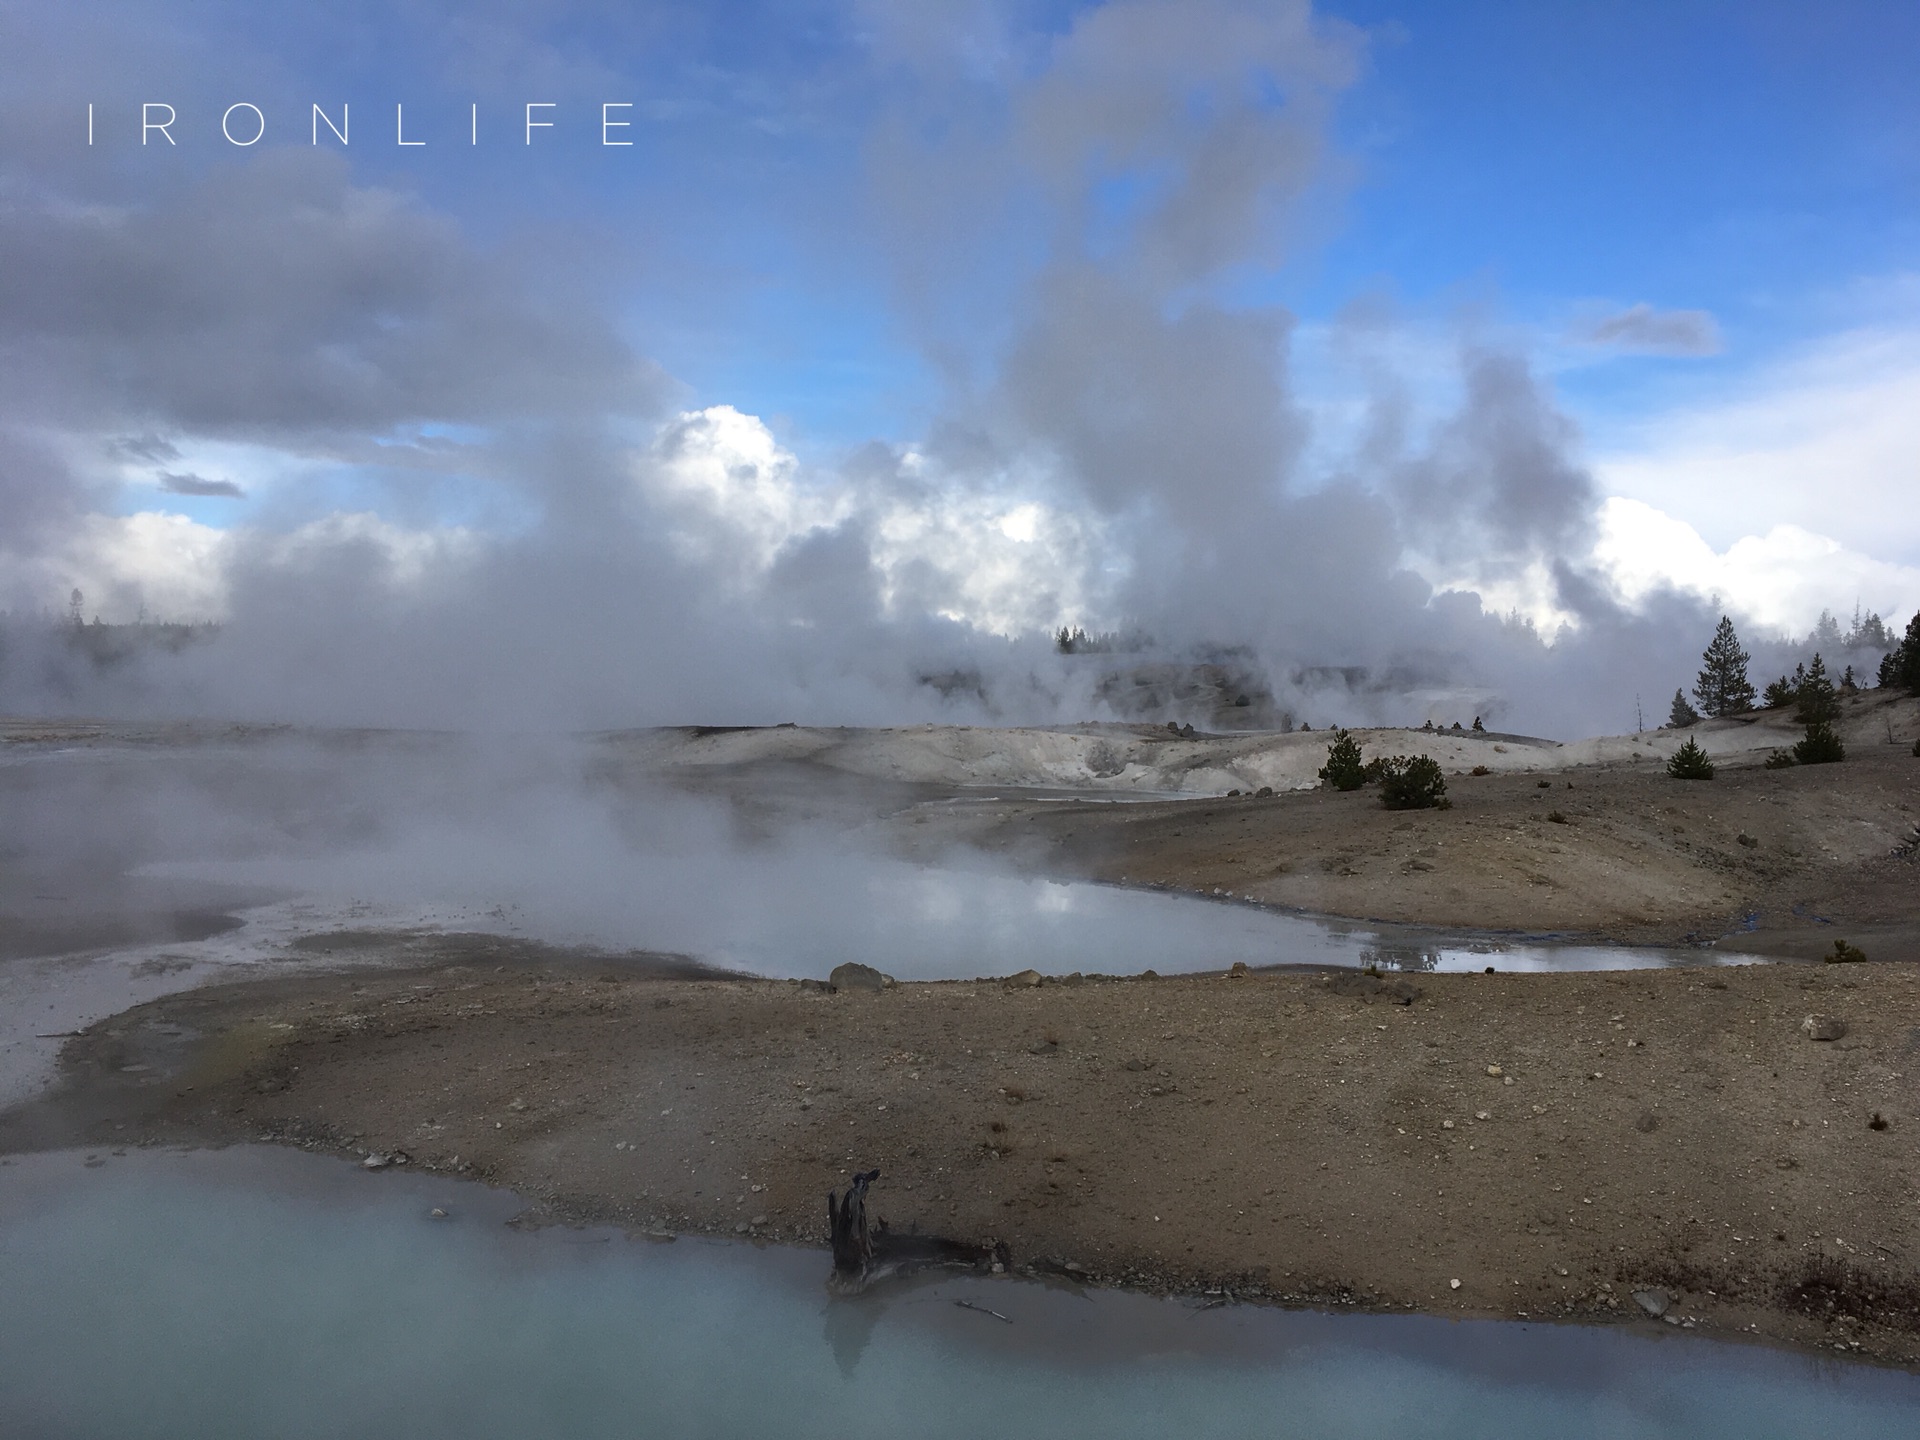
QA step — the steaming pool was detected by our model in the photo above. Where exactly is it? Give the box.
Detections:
[1,1146,1912,1440]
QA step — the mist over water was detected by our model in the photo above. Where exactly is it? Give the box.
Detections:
[4,732,1751,986]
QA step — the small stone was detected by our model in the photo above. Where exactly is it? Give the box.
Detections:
[734,1221,750,1234]
[1475,1111,1491,1122]
[1449,1279,1461,1290]
[1485,1065,1503,1077]
[429,1207,448,1219]
[1228,961,1250,978]
[1441,1119,1455,1130]
[1802,1014,1848,1042]
[1003,969,1044,988]
[751,1214,769,1227]
[362,1154,391,1170]
[1502,1075,1514,1086]
[1632,1289,1669,1317]
[507,1098,527,1112]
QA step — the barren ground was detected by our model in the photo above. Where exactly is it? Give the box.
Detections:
[4,695,1919,1364]
[11,949,1918,1363]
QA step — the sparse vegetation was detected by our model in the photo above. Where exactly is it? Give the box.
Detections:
[1318,729,1368,791]
[1371,755,1450,811]
[1667,689,1700,728]
[1666,738,1715,779]
[1694,615,1756,716]
[1826,939,1867,964]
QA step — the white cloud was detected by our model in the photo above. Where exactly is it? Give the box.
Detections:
[1,511,228,622]
[1592,496,1920,637]
[1591,319,1920,560]
[639,405,1115,635]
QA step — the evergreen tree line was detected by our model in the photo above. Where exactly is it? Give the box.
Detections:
[1664,607,1920,777]
[1668,609,1920,731]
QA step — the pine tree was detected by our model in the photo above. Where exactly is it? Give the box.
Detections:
[1318,730,1368,791]
[1667,690,1700,728]
[1694,615,1756,717]
[1667,737,1714,779]
[1880,611,1920,694]
[1795,653,1838,724]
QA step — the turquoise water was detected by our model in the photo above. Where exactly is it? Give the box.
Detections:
[0,1147,1912,1439]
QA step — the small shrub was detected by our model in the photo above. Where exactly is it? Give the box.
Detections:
[1318,729,1368,791]
[1912,737,1920,758]
[1470,764,1490,776]
[1535,779,1552,789]
[1546,809,1568,824]
[1666,737,1715,780]
[1763,751,1797,770]
[1792,720,1845,765]
[1373,755,1450,811]
[1826,939,1867,965]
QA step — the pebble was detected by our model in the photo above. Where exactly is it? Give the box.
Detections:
[429,1208,448,1219]
[1633,1290,1669,1317]
[1450,1279,1461,1290]
[1485,1065,1503,1077]
[1802,1014,1848,1042]
[362,1154,391,1170]
[1441,1119,1455,1130]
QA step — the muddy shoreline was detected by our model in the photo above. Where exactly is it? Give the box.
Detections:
[10,945,1918,1364]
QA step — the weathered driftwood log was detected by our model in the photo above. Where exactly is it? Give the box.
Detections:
[826,1168,1009,1294]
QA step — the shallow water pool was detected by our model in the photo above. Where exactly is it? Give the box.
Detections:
[1,1147,1911,1440]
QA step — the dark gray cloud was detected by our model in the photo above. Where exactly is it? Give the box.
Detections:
[0,150,668,441]
[158,472,245,499]
[1582,303,1723,357]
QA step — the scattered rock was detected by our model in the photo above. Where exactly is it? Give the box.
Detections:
[1228,962,1250,979]
[829,962,895,993]
[507,1098,527,1111]
[1633,1289,1670,1318]
[751,1214,769,1226]
[735,1221,750,1234]
[429,1207,448,1219]
[1123,1058,1155,1072]
[1737,833,1759,848]
[1802,1014,1848,1042]
[1003,969,1044,988]
[1485,1065,1504,1077]
[362,1153,391,1170]
[1449,1278,1461,1290]
[1441,1119,1455,1130]
[1255,786,1274,798]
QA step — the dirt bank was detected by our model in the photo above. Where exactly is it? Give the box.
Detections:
[14,946,1919,1363]
[903,697,1920,959]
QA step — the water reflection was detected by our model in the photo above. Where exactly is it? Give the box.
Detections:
[1,1147,1913,1440]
